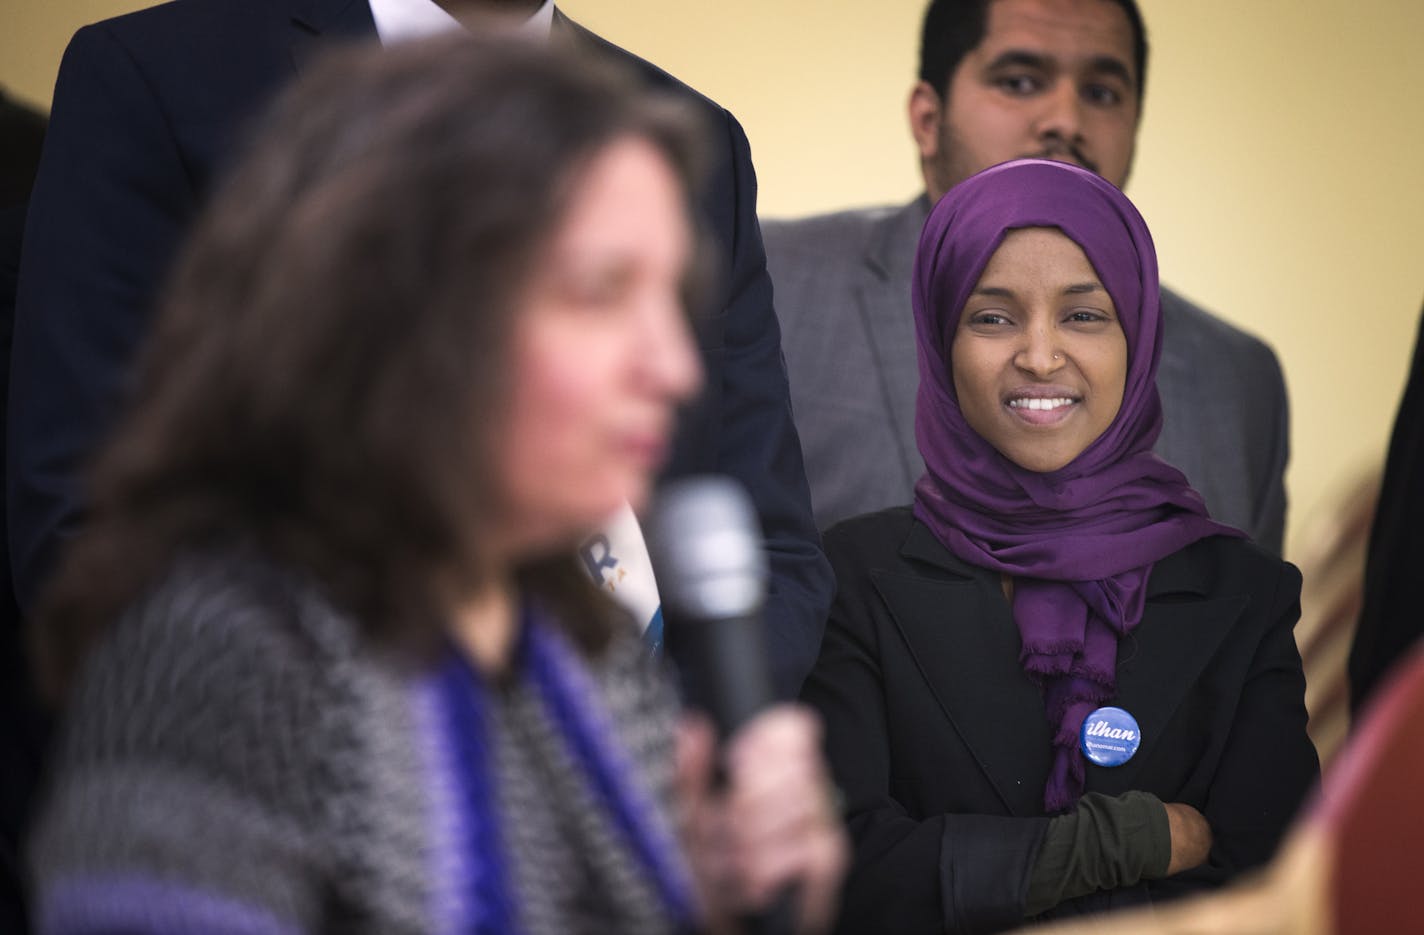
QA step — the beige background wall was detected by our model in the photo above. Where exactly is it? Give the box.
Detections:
[4,1,1422,559]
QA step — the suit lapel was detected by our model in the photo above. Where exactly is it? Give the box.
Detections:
[875,523,1052,816]
[1101,547,1247,790]
[287,0,378,72]
[856,196,932,494]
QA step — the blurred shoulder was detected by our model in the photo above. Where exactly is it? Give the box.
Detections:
[560,17,726,124]
[77,0,288,55]
[66,546,353,730]
[762,203,903,260]
[821,506,918,570]
[1165,533,1301,602]
[1160,286,1283,375]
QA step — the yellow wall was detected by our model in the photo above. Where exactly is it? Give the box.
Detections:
[5,1,1422,558]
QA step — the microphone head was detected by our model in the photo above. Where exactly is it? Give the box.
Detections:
[647,476,767,620]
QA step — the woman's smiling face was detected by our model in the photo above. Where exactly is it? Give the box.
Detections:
[950,226,1127,473]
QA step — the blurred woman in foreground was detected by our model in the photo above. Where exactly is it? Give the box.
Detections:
[802,159,1318,932]
[28,35,844,934]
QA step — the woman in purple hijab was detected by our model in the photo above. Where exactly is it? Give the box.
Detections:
[801,159,1318,933]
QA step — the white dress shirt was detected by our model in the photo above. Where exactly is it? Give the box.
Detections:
[368,0,555,45]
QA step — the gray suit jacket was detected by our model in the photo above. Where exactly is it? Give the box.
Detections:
[764,196,1289,552]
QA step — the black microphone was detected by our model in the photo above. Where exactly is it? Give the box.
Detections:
[648,475,774,735]
[647,476,796,935]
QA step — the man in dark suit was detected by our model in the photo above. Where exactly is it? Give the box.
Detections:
[0,79,49,935]
[9,0,831,698]
[763,0,1291,550]
[1349,303,1424,714]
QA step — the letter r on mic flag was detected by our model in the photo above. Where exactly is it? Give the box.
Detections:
[579,501,665,652]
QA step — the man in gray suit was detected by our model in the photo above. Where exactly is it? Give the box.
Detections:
[764,0,1288,552]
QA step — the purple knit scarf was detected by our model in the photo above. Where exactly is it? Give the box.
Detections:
[910,159,1242,812]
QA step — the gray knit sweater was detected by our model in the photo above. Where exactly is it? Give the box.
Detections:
[30,551,692,934]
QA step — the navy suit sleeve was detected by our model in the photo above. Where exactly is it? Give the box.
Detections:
[9,24,199,610]
[673,108,832,700]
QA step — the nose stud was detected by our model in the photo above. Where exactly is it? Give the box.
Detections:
[1053,353,1062,361]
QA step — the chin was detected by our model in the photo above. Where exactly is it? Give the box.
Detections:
[624,484,654,515]
[604,466,655,514]
[588,481,647,525]
[1002,446,1074,474]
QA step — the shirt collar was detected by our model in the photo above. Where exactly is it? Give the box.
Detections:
[369,0,555,46]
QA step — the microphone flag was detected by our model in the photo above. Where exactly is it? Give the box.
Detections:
[578,501,665,652]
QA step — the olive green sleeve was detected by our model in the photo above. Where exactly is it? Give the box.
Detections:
[1023,790,1172,916]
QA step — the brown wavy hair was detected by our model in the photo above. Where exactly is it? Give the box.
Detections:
[34,34,706,698]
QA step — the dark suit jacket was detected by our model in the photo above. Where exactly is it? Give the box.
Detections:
[1350,303,1424,712]
[9,0,831,698]
[802,507,1318,934]
[0,83,48,935]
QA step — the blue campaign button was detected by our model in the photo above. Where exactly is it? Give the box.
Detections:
[1080,706,1141,767]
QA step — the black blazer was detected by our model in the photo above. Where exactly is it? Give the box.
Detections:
[1351,303,1424,713]
[9,0,832,697]
[802,507,1319,934]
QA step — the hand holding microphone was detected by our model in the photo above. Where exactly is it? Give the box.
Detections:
[650,477,847,935]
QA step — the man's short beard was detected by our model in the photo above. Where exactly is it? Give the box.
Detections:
[928,123,1107,199]
[926,123,979,201]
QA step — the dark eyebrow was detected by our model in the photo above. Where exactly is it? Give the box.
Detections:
[985,50,1135,89]
[1085,55,1135,87]
[971,286,1016,298]
[1065,282,1105,295]
[984,50,1051,72]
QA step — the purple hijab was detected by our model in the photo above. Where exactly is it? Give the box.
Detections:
[911,159,1242,813]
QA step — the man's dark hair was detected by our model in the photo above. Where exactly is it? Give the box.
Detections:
[918,0,1149,102]
[35,35,706,697]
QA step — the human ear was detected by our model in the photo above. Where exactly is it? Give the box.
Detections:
[908,81,946,162]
